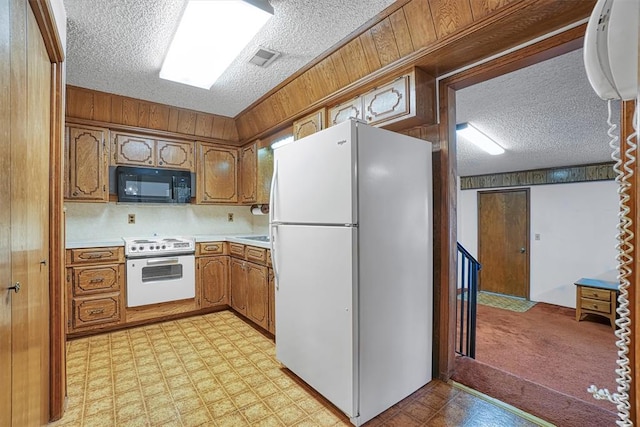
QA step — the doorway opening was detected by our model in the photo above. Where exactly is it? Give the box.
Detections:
[448,37,621,425]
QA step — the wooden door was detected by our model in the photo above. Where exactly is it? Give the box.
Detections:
[240,143,257,204]
[230,258,247,315]
[246,262,268,329]
[7,3,51,424]
[196,143,238,203]
[0,0,11,423]
[156,139,193,171]
[293,109,325,140]
[65,125,108,201]
[112,132,155,167]
[198,256,229,308]
[478,189,530,298]
[329,98,362,127]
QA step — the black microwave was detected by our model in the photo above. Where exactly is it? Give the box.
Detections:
[116,166,192,204]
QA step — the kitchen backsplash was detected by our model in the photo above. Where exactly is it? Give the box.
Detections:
[65,203,264,242]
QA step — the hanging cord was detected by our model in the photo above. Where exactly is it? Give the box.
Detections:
[587,99,635,427]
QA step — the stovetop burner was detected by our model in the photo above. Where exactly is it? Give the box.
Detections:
[123,236,195,258]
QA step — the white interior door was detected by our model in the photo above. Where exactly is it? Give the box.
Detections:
[273,224,357,417]
[272,120,357,225]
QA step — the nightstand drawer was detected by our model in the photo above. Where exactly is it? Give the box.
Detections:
[580,287,612,301]
[580,298,611,314]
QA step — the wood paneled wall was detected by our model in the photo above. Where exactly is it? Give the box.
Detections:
[66,86,239,143]
[235,0,595,142]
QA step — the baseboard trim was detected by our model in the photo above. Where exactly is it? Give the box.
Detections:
[450,381,555,427]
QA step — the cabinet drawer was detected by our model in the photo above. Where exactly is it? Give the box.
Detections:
[197,242,226,256]
[72,265,121,296]
[580,298,611,314]
[69,246,124,264]
[246,246,267,264]
[72,294,121,329]
[229,243,245,258]
[580,287,612,301]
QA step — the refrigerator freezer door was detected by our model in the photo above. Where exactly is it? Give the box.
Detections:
[274,224,357,417]
[272,120,357,225]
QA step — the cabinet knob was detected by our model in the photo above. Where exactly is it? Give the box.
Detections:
[7,282,20,293]
[159,161,163,165]
[148,161,152,164]
[73,192,78,196]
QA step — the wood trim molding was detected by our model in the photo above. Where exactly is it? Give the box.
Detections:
[28,0,63,62]
[48,61,66,422]
[460,162,615,190]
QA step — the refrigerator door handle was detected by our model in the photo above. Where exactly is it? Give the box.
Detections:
[269,159,280,287]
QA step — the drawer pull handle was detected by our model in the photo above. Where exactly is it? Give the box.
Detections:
[88,308,105,315]
[89,278,104,283]
[205,245,219,251]
[86,253,106,259]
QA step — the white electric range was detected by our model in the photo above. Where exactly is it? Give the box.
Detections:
[122,236,196,307]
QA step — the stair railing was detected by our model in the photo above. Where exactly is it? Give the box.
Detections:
[456,242,481,358]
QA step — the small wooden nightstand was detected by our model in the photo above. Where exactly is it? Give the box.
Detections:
[575,277,619,329]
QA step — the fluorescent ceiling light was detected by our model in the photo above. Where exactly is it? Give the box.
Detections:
[160,0,273,89]
[271,135,294,149]
[456,123,505,155]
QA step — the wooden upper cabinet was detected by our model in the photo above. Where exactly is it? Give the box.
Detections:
[112,132,155,167]
[196,142,238,204]
[256,144,274,205]
[363,75,410,126]
[293,108,326,140]
[65,125,109,202]
[328,67,435,131]
[112,132,194,171]
[329,97,363,127]
[156,140,194,171]
[240,143,257,204]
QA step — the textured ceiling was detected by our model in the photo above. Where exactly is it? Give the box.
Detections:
[63,0,396,118]
[456,48,619,177]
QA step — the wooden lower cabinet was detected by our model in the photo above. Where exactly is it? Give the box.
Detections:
[66,261,124,333]
[230,258,248,315]
[229,243,275,334]
[246,263,269,330]
[197,256,229,308]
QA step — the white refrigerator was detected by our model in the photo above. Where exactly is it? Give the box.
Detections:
[269,119,433,426]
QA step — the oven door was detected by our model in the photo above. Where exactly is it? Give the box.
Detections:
[126,254,195,307]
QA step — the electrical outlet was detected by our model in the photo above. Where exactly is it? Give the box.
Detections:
[128,214,136,224]
[227,213,234,222]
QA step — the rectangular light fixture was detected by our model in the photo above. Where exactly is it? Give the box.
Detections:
[456,123,505,155]
[160,0,273,89]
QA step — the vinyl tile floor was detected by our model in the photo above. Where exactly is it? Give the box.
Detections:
[50,311,544,426]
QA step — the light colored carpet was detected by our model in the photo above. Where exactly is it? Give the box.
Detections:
[459,291,537,312]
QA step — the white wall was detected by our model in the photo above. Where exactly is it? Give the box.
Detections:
[65,203,263,242]
[457,180,618,308]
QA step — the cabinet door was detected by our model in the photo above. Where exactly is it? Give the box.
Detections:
[293,109,325,140]
[230,258,247,315]
[246,263,269,330]
[362,75,410,126]
[198,256,229,308]
[240,143,257,204]
[329,97,362,127]
[112,132,155,167]
[256,145,274,205]
[156,139,194,171]
[268,268,275,334]
[197,143,238,203]
[66,125,109,202]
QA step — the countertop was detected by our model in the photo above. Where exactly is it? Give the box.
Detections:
[66,234,271,250]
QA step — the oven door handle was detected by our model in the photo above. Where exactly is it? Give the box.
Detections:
[146,258,179,266]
